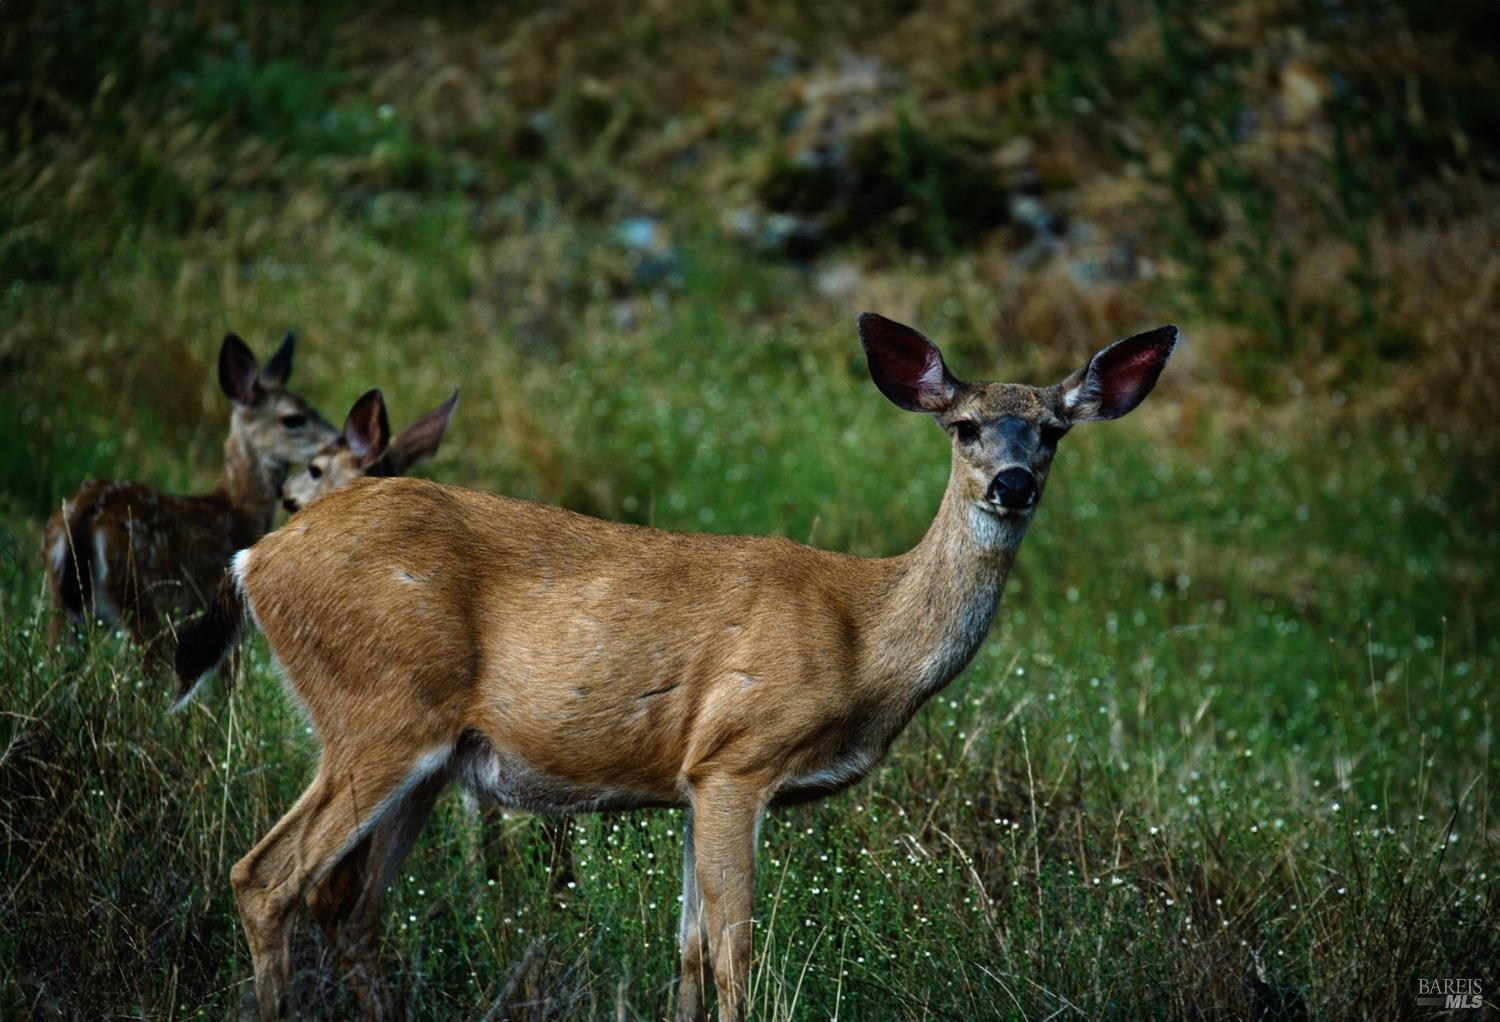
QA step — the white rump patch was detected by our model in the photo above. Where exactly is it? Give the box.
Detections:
[230,547,254,584]
[230,547,262,633]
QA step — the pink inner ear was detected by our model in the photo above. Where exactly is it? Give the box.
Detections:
[1102,345,1163,397]
[859,313,954,411]
[1081,325,1176,419]
[343,390,390,462]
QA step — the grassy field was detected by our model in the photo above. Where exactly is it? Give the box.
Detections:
[2,1,1497,1018]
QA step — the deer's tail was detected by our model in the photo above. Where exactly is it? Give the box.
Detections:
[172,552,250,711]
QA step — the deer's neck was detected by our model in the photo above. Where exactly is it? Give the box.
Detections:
[216,423,286,538]
[866,465,1027,714]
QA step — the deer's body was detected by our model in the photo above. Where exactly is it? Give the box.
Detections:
[45,333,334,662]
[177,314,1177,1021]
[240,472,1011,816]
[46,478,269,631]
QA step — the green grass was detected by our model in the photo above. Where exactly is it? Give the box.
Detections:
[3,1,1498,1018]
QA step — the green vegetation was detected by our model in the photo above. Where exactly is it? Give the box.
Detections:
[2,1,1495,1018]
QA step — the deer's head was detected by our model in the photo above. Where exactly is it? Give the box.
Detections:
[281,387,458,512]
[219,332,337,468]
[860,313,1176,530]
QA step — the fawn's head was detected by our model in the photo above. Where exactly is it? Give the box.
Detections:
[281,387,458,512]
[860,313,1176,525]
[219,331,337,468]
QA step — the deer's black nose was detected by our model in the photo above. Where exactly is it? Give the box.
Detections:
[988,467,1038,509]
[282,497,299,513]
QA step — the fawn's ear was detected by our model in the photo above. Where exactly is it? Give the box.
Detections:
[1060,325,1178,422]
[259,331,295,387]
[390,389,458,473]
[858,313,960,413]
[343,388,391,466]
[218,333,263,405]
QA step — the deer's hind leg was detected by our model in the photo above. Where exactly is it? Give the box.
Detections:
[233,743,451,1021]
[306,771,447,1021]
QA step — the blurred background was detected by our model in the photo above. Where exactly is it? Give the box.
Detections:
[1,1,1496,1018]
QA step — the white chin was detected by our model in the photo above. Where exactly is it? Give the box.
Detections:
[979,500,1031,518]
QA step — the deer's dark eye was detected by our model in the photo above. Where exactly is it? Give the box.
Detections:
[1040,423,1067,446]
[308,464,323,479]
[280,414,306,428]
[952,420,980,445]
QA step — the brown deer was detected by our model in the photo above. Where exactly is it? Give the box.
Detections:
[278,387,458,514]
[44,332,336,666]
[174,314,1177,1021]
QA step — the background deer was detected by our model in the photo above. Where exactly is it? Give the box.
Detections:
[174,314,1176,1021]
[44,332,335,666]
[279,386,458,513]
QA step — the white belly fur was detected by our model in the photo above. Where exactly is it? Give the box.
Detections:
[454,735,669,815]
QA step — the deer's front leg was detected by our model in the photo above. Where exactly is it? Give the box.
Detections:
[689,779,765,1022]
[677,812,710,1022]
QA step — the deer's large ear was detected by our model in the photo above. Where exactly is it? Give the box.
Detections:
[858,313,960,413]
[390,389,458,473]
[343,388,391,466]
[259,330,295,387]
[1060,325,1177,422]
[218,333,262,405]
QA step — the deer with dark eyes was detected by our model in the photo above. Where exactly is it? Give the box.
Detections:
[175,314,1176,1021]
[279,387,458,514]
[44,332,336,668]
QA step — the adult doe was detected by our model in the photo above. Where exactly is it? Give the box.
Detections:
[45,332,335,665]
[175,314,1176,1021]
[278,386,458,513]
